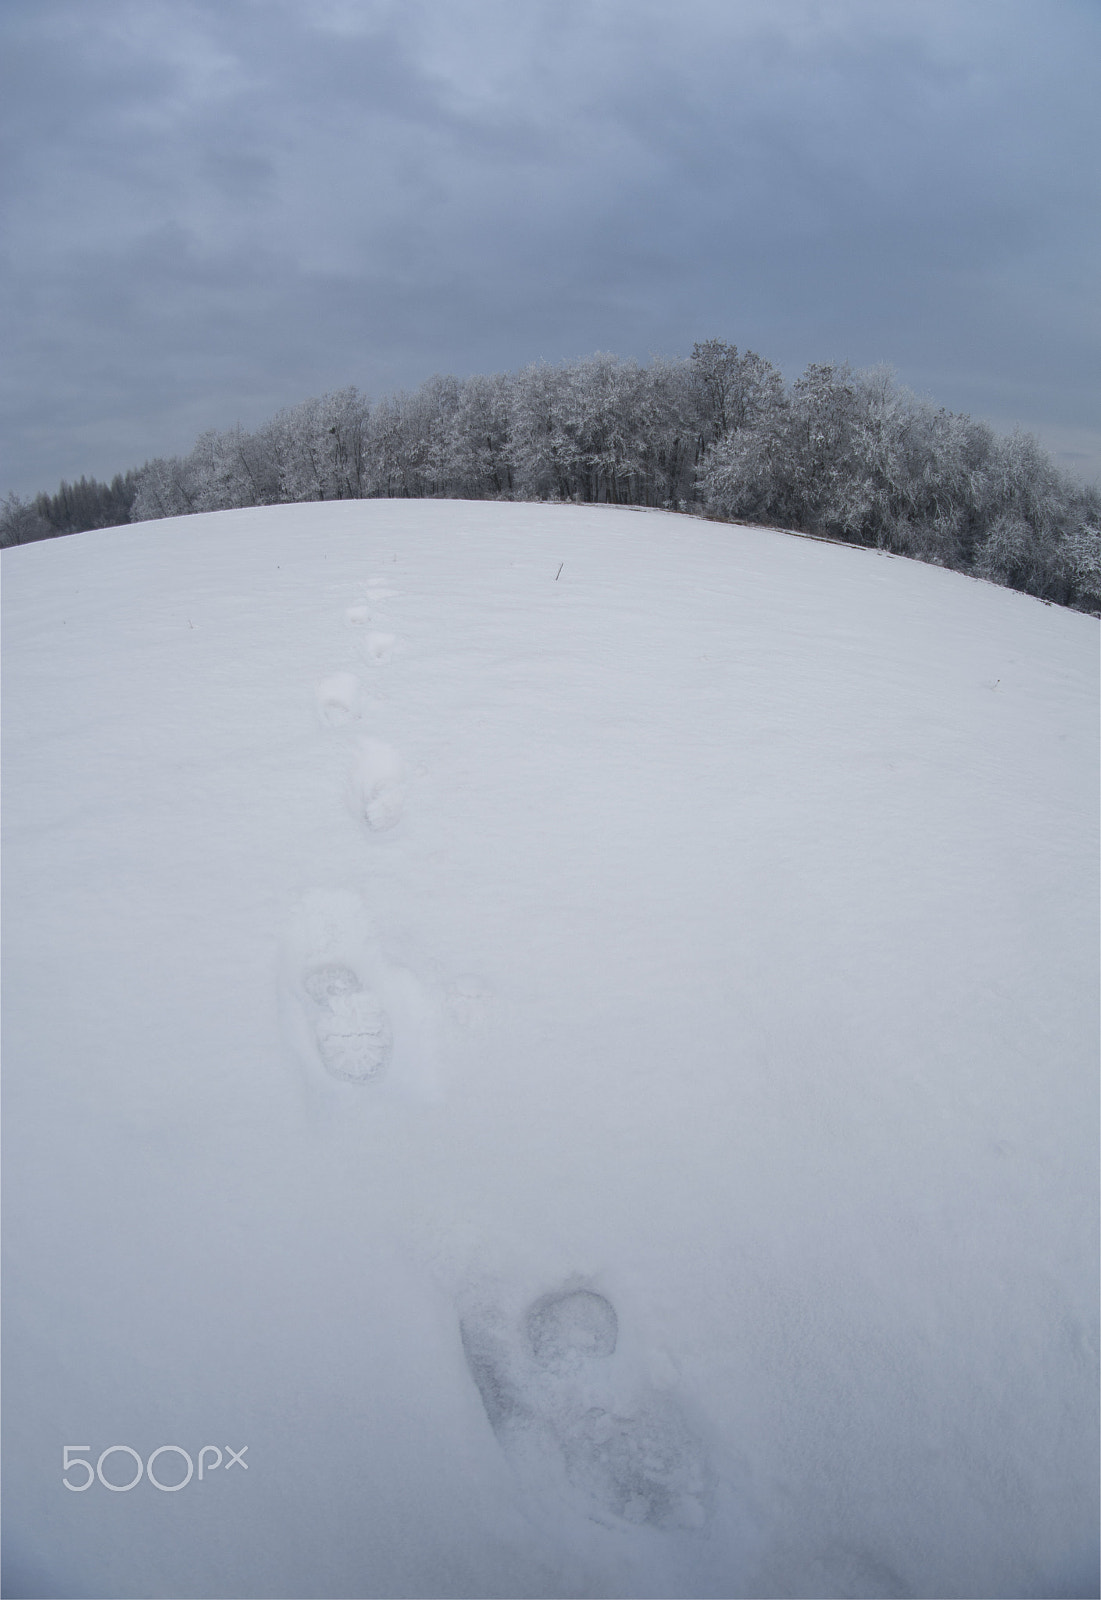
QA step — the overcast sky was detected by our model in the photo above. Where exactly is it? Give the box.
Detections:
[2,0,1098,499]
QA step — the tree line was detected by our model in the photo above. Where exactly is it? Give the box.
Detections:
[1,471,140,547]
[3,343,1099,612]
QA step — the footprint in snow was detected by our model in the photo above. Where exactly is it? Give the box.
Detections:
[364,631,396,665]
[364,578,399,599]
[343,614,397,664]
[284,890,442,1101]
[350,738,405,830]
[346,582,399,624]
[303,964,391,1083]
[461,1286,707,1530]
[316,672,362,727]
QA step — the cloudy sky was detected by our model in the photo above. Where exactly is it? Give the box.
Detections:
[2,0,1098,499]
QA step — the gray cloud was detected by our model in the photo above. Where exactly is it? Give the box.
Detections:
[2,0,1098,496]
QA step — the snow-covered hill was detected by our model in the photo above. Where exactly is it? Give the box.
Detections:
[2,500,1097,1600]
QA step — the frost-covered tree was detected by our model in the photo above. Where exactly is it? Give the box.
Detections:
[130,453,204,521]
[506,354,698,506]
[444,372,516,498]
[634,356,698,507]
[184,426,278,511]
[563,353,648,503]
[509,362,576,501]
[1062,521,1101,612]
[367,385,447,499]
[266,388,370,502]
[690,341,784,454]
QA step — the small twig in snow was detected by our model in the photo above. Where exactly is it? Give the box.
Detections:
[555,562,564,581]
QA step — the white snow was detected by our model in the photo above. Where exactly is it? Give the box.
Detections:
[316,671,363,727]
[2,498,1097,1599]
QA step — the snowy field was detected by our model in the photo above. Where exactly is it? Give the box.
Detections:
[2,499,1098,1600]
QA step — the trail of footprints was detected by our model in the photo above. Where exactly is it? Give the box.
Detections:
[293,570,707,1529]
[302,576,408,1084]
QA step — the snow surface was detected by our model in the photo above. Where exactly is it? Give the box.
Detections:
[2,499,1098,1600]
